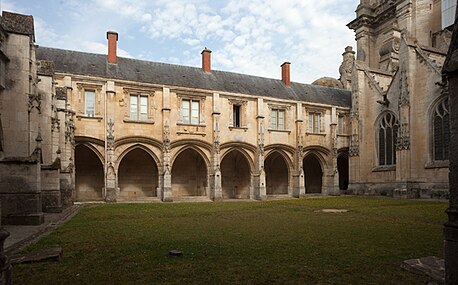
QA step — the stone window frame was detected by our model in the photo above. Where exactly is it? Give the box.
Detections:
[176,94,206,126]
[121,87,156,124]
[337,111,349,135]
[76,83,103,119]
[267,103,291,133]
[425,96,450,168]
[306,108,326,135]
[228,99,248,130]
[376,111,399,167]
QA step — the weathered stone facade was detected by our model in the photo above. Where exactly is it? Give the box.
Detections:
[0,12,75,224]
[35,36,352,203]
[346,0,454,198]
[0,0,455,225]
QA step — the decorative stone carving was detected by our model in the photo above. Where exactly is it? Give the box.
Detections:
[28,92,41,113]
[349,134,359,157]
[396,64,410,150]
[339,46,355,90]
[396,123,410,150]
[51,115,60,132]
[162,124,171,175]
[107,119,114,150]
[258,122,264,156]
[65,112,75,146]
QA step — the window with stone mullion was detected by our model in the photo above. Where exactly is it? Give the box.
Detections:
[433,98,450,161]
[378,113,398,166]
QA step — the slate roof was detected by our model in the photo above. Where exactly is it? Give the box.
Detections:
[1,11,35,40]
[36,46,351,107]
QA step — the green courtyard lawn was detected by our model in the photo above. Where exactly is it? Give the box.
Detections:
[15,196,447,284]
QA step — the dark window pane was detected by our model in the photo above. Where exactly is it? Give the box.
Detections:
[379,128,385,165]
[434,116,443,160]
[386,127,393,165]
[233,105,241,128]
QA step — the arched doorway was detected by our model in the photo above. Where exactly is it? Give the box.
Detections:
[265,152,289,195]
[171,148,207,197]
[221,150,251,199]
[337,153,349,190]
[75,145,104,201]
[303,154,323,194]
[118,148,158,199]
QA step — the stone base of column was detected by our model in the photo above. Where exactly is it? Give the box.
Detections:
[105,187,117,202]
[162,187,173,202]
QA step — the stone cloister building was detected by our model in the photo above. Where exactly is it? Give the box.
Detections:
[36,34,352,204]
[0,0,456,224]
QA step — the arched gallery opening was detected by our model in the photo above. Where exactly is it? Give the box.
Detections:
[337,153,349,190]
[171,148,207,197]
[221,150,251,199]
[118,148,158,199]
[265,152,289,195]
[303,154,323,194]
[75,144,104,201]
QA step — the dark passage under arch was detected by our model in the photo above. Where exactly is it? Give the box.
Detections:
[75,145,104,201]
[221,150,251,199]
[118,148,158,198]
[265,152,288,195]
[303,154,323,194]
[172,148,207,197]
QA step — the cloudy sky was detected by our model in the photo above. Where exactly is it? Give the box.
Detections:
[1,0,359,84]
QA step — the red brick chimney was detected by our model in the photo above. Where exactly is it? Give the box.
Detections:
[281,62,291,86]
[107,31,118,64]
[201,48,212,73]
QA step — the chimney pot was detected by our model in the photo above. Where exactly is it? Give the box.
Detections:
[201,48,212,73]
[107,31,118,64]
[281,62,291,86]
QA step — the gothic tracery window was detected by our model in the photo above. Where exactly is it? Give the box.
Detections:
[433,97,450,161]
[378,112,399,166]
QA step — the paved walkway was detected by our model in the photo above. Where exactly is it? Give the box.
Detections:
[3,205,81,255]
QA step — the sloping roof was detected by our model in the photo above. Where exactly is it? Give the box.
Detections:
[36,46,351,107]
[1,11,34,40]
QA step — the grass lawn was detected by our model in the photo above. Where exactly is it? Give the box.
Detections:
[14,196,447,284]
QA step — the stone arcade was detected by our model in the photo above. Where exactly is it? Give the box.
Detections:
[0,0,456,225]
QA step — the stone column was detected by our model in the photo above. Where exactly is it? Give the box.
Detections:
[443,6,458,284]
[394,69,412,198]
[293,102,305,197]
[161,87,173,202]
[104,81,117,202]
[255,98,266,200]
[210,93,222,201]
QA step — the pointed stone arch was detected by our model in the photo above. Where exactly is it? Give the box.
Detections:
[264,150,290,195]
[337,151,349,191]
[75,144,104,201]
[303,153,324,194]
[220,149,252,199]
[171,147,209,198]
[117,147,159,199]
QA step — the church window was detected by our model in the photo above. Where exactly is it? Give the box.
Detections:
[271,109,285,130]
[433,97,450,161]
[181,99,200,125]
[130,94,148,121]
[378,112,398,166]
[84,90,95,117]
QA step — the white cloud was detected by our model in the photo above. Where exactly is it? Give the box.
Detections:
[6,0,358,83]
